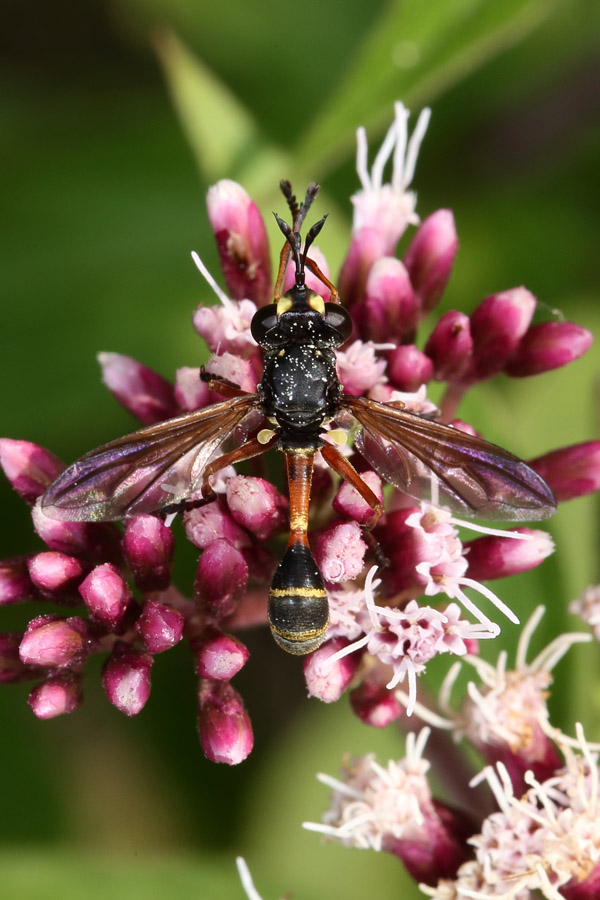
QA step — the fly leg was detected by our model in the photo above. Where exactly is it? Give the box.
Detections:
[319,442,388,568]
[160,431,279,518]
[200,370,251,399]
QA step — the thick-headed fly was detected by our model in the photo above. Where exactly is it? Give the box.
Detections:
[42,182,556,655]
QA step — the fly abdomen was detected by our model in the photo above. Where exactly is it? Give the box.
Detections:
[268,447,328,655]
[268,543,328,655]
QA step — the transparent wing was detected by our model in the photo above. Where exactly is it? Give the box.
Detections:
[344,396,556,521]
[42,395,261,522]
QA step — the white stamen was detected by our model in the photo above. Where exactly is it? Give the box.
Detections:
[401,106,431,189]
[355,126,370,190]
[458,576,519,624]
[236,858,263,900]
[371,117,400,189]
[390,103,409,191]
[516,605,545,669]
[449,516,535,540]
[316,772,364,800]
[191,251,234,308]
[528,631,591,674]
[394,692,454,729]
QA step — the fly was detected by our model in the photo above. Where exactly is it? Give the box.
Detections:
[42,182,556,654]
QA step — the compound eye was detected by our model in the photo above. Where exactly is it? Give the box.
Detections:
[250,305,278,343]
[323,303,352,342]
[307,292,326,315]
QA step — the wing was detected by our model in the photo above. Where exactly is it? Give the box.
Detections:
[344,395,556,521]
[42,395,261,522]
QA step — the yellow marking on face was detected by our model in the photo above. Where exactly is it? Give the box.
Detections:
[257,428,277,445]
[276,296,293,316]
[307,292,326,315]
[269,586,327,598]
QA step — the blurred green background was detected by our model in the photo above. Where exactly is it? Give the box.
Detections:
[1,0,599,897]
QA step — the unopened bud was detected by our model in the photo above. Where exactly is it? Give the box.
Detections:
[464,528,554,581]
[135,599,184,653]
[403,208,458,314]
[386,345,433,392]
[313,521,367,584]
[530,441,600,502]
[28,671,82,719]
[303,637,362,703]
[332,471,383,525]
[350,678,403,728]
[102,642,153,716]
[192,626,249,680]
[19,615,94,669]
[424,311,473,381]
[505,321,593,377]
[1,556,39,605]
[78,563,133,630]
[194,539,249,618]
[197,679,253,764]
[0,438,64,505]
[122,514,174,592]
[353,257,417,343]
[206,180,272,307]
[226,476,287,540]
[468,288,536,380]
[98,352,178,425]
[28,551,85,599]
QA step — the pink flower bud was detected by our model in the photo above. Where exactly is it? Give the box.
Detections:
[193,299,258,359]
[424,311,473,381]
[192,626,249,680]
[303,637,362,703]
[350,678,403,727]
[530,441,600,501]
[204,352,257,393]
[174,367,213,411]
[313,521,367,584]
[352,257,417,343]
[384,800,473,884]
[197,679,253,764]
[28,672,82,719]
[122,515,174,592]
[0,439,64,505]
[184,500,250,552]
[194,539,249,618]
[1,632,40,683]
[28,551,85,599]
[98,352,178,425]
[338,227,388,308]
[284,246,332,301]
[403,208,458,314]
[102,643,153,716]
[19,615,94,669]
[468,288,536,380]
[1,556,39,605]
[505,321,593,377]
[225,476,287,540]
[386,345,433,392]
[78,563,133,630]
[135,599,183,653]
[31,500,121,561]
[563,861,600,900]
[206,180,272,307]
[332,471,383,525]
[464,528,554,581]
[336,341,387,396]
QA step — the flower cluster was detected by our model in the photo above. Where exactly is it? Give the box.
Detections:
[1,104,597,781]
[306,611,600,897]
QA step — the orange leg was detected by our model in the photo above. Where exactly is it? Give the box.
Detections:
[320,442,383,530]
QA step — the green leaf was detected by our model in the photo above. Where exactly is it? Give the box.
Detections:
[155,30,288,197]
[295,0,566,171]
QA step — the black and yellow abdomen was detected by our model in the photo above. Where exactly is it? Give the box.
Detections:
[268,542,328,655]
